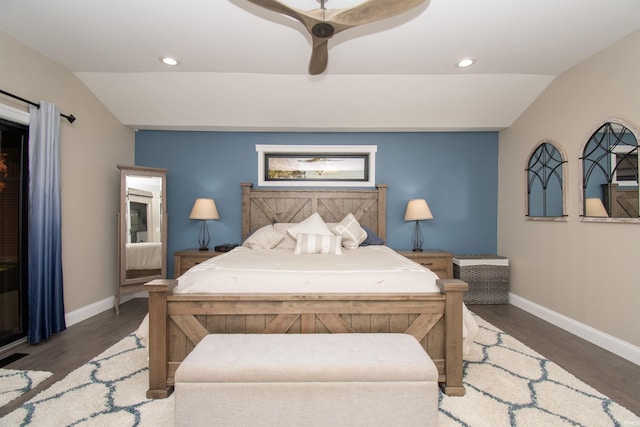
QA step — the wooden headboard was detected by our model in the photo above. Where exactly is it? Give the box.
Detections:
[603,183,639,218]
[241,183,387,241]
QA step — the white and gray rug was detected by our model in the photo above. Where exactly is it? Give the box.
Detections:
[0,368,52,409]
[440,316,638,426]
[0,334,172,427]
[1,315,637,426]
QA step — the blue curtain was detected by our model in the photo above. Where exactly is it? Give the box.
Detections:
[28,102,66,343]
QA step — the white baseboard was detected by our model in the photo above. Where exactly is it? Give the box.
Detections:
[64,292,147,327]
[509,293,640,366]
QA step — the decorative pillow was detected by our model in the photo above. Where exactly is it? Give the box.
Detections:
[360,226,385,246]
[286,212,334,240]
[242,224,285,250]
[294,233,343,255]
[273,223,298,249]
[330,213,368,250]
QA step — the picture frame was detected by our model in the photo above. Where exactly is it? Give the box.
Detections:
[256,145,377,187]
[265,153,368,182]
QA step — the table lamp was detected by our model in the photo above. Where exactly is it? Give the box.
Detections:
[189,198,219,250]
[585,198,608,217]
[404,198,433,252]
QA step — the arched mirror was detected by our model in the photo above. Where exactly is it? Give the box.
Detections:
[526,141,567,219]
[116,165,168,313]
[580,120,639,221]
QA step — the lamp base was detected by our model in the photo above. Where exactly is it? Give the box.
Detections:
[197,221,211,251]
[411,220,424,252]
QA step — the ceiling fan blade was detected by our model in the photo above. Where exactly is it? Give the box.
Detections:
[245,0,315,30]
[308,38,329,75]
[332,0,427,27]
[245,0,426,75]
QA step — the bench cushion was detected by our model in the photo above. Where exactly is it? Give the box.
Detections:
[175,333,438,384]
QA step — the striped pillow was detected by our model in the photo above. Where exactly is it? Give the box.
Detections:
[294,233,343,255]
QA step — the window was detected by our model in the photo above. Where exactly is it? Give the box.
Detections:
[0,116,29,347]
[611,145,638,185]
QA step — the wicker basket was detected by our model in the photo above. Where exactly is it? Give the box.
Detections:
[453,255,509,304]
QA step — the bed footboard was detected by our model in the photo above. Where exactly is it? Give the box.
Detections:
[144,278,467,399]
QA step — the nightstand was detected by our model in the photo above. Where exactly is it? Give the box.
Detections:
[398,250,453,279]
[174,249,224,277]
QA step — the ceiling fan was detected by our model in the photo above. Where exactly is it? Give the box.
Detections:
[246,0,427,75]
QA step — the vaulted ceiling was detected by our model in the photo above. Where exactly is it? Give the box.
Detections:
[1,0,639,131]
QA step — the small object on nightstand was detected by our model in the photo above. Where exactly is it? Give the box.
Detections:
[399,250,453,279]
[214,243,238,252]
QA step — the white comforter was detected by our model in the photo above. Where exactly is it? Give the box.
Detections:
[137,245,479,355]
[175,245,441,294]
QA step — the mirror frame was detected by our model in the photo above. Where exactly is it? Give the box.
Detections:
[525,140,568,221]
[579,119,639,223]
[117,165,168,291]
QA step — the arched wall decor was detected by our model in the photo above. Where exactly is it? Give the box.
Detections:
[580,119,639,222]
[525,141,568,220]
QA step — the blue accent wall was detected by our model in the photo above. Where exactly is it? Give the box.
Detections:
[136,131,499,278]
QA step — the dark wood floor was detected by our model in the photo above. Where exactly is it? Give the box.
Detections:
[1,300,638,418]
[471,304,640,416]
[0,298,148,417]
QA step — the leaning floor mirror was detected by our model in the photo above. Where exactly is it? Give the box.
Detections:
[116,165,168,314]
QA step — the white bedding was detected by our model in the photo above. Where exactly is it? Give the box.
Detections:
[175,245,440,294]
[126,242,162,270]
[137,245,479,355]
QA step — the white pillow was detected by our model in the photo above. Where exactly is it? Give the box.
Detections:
[242,224,285,250]
[294,233,343,255]
[286,212,334,240]
[273,223,298,249]
[330,213,368,250]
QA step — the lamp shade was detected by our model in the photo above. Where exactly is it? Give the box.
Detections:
[189,198,220,220]
[585,198,608,217]
[404,199,433,221]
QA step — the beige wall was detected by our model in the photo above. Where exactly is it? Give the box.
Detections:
[498,30,640,346]
[1,32,135,313]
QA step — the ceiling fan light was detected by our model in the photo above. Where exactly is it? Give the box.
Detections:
[456,58,475,68]
[160,56,180,66]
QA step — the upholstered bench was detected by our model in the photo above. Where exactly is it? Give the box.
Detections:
[174,333,439,427]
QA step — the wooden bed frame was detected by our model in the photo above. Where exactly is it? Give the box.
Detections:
[144,183,468,398]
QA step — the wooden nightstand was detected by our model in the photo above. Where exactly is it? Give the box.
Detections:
[174,249,224,277]
[398,250,454,279]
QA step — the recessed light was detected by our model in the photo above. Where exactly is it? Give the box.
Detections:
[456,58,475,68]
[160,56,180,66]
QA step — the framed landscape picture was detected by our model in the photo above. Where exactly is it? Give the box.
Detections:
[256,145,377,187]
[265,154,368,182]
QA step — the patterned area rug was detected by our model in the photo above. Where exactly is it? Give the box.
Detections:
[440,315,638,426]
[0,315,637,426]
[0,368,52,408]
[0,335,172,427]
